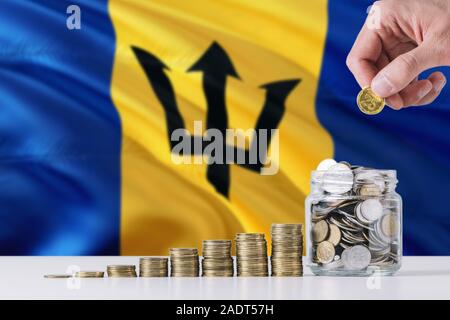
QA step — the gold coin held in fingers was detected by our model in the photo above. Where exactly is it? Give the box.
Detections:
[357,86,385,115]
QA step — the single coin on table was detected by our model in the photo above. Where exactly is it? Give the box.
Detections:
[44,274,72,279]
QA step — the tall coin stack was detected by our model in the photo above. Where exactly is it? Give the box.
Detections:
[271,224,303,276]
[107,265,137,277]
[235,233,268,277]
[139,257,168,277]
[202,240,234,277]
[170,248,200,277]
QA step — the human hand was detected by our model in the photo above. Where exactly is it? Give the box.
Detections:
[347,0,450,109]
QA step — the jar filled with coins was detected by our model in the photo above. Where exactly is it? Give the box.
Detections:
[305,159,402,276]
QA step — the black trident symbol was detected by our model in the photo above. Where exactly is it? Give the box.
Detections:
[132,42,300,198]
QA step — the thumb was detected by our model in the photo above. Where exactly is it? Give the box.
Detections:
[371,45,434,97]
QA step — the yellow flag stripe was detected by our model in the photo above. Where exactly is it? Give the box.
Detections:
[108,0,332,255]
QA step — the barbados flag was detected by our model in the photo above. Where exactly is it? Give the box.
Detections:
[0,0,449,255]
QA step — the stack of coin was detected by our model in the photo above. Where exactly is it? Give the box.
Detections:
[106,265,137,277]
[44,274,71,279]
[271,224,303,276]
[139,257,168,277]
[235,233,268,277]
[75,271,104,278]
[310,159,400,271]
[170,248,199,277]
[202,240,233,277]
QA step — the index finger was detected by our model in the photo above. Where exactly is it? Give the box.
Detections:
[346,25,383,88]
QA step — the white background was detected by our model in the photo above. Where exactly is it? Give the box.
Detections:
[1,256,449,299]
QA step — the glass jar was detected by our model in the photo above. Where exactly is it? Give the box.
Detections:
[305,163,402,276]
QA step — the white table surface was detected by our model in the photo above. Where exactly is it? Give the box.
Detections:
[0,256,449,300]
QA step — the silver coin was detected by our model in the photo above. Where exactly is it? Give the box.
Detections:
[354,170,385,193]
[317,158,337,171]
[355,200,381,224]
[343,245,371,270]
[360,199,383,222]
[356,204,370,224]
[314,159,338,183]
[322,163,354,194]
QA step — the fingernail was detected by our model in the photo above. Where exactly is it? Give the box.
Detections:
[437,78,447,92]
[418,86,430,99]
[372,74,394,97]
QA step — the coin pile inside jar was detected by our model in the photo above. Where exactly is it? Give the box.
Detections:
[106,265,137,277]
[169,248,200,277]
[311,159,399,271]
[139,257,168,277]
[202,240,234,277]
[235,233,269,277]
[271,224,303,276]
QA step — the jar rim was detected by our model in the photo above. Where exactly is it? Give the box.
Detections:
[311,168,397,183]
[312,168,396,173]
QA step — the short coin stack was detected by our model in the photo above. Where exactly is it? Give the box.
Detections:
[235,233,268,277]
[106,265,137,277]
[170,248,199,277]
[202,240,233,277]
[271,224,303,276]
[75,271,104,278]
[139,257,168,277]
